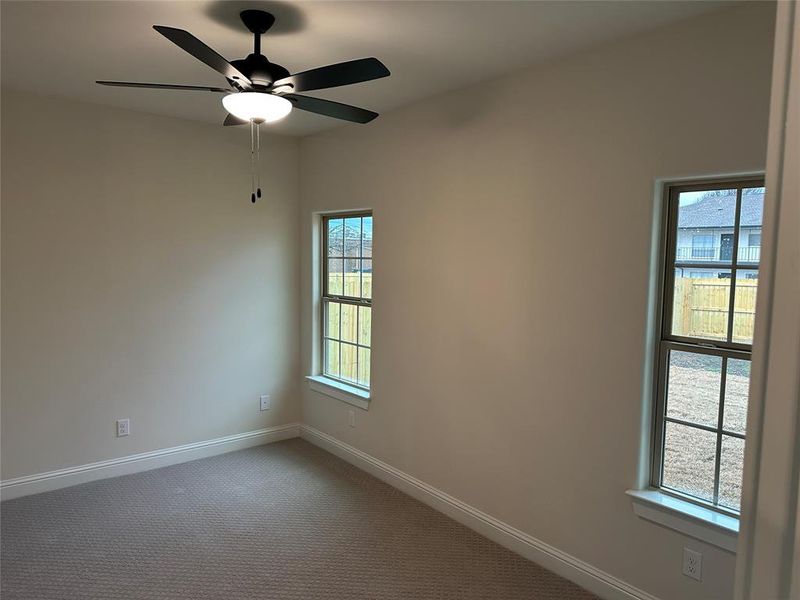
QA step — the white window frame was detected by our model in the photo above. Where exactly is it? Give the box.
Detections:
[629,176,765,552]
[307,212,373,407]
[652,176,763,516]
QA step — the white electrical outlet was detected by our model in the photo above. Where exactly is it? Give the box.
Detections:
[682,548,702,581]
[260,395,271,411]
[116,419,130,437]
[348,409,355,427]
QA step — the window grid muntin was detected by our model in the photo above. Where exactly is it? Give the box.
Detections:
[321,213,372,390]
[653,177,763,516]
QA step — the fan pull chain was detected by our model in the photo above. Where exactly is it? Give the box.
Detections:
[256,122,262,199]
[250,119,256,203]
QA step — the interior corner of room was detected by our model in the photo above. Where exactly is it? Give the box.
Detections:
[2,1,798,600]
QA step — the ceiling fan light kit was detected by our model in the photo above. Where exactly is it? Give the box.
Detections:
[221,92,292,123]
[97,9,390,203]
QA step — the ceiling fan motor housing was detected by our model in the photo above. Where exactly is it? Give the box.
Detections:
[230,54,290,89]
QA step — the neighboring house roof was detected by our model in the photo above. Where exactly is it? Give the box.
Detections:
[678,192,763,229]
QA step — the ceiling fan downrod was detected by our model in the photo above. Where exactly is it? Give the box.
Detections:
[240,9,274,59]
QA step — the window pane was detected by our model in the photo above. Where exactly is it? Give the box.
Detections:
[325,301,340,339]
[343,258,360,297]
[340,303,357,344]
[327,219,344,257]
[325,340,340,378]
[340,342,358,383]
[676,189,736,264]
[362,216,373,258]
[723,359,750,434]
[666,350,722,427]
[358,347,371,387]
[671,269,731,341]
[737,188,764,265]
[719,436,745,510]
[662,422,717,502]
[358,305,371,347]
[733,270,758,344]
[327,259,343,295]
[344,217,361,257]
[362,259,372,299]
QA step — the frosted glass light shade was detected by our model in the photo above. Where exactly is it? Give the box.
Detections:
[222,92,292,123]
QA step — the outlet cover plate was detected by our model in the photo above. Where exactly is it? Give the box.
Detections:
[260,395,271,411]
[682,548,702,581]
[116,419,130,437]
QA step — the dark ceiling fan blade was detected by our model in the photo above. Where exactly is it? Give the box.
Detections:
[153,25,252,88]
[97,81,232,93]
[273,58,389,93]
[223,113,249,126]
[285,94,378,124]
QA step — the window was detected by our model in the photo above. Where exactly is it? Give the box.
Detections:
[653,178,764,515]
[691,234,714,259]
[321,213,372,390]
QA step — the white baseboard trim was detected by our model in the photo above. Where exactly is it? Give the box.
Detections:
[1,423,301,501]
[3,422,658,600]
[300,424,659,600]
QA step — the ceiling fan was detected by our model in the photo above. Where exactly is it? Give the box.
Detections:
[97,10,390,201]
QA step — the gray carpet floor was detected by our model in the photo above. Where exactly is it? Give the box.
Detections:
[1,438,598,599]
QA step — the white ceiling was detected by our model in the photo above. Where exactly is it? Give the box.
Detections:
[1,0,730,137]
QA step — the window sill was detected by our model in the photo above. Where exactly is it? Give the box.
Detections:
[626,489,739,552]
[306,375,370,410]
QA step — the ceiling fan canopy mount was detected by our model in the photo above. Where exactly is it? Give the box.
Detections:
[239,9,276,35]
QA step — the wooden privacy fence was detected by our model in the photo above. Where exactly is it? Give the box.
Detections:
[329,272,372,298]
[672,278,758,342]
[342,273,371,298]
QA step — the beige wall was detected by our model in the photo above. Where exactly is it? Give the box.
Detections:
[298,4,774,600]
[1,91,300,479]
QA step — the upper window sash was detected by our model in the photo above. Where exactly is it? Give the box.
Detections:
[660,178,764,352]
[322,212,373,303]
